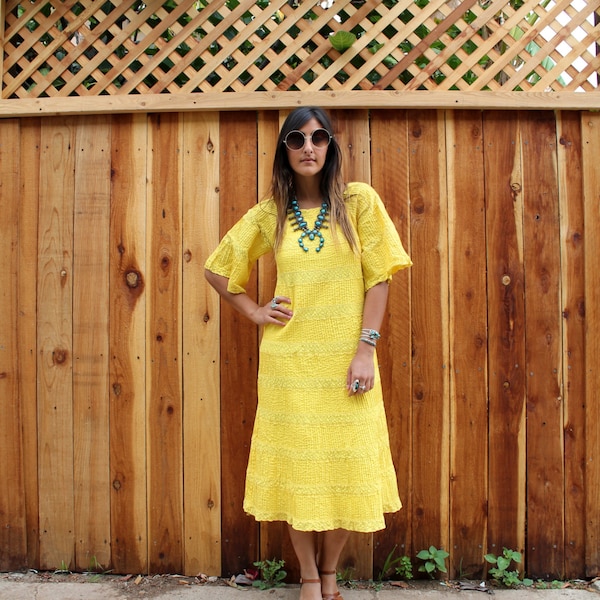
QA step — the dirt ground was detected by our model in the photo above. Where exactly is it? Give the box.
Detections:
[1,569,597,599]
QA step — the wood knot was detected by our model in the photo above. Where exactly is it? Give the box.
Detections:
[501,275,511,286]
[413,201,425,215]
[183,249,192,263]
[112,383,122,396]
[125,270,140,288]
[53,348,68,365]
[112,479,122,491]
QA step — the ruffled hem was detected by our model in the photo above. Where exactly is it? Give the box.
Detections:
[243,502,402,533]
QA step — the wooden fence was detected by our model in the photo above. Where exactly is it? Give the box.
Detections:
[1,107,599,582]
[1,0,599,115]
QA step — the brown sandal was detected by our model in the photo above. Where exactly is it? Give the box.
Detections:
[300,576,321,593]
[319,570,343,600]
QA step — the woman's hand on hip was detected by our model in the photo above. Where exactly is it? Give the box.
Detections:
[251,295,293,326]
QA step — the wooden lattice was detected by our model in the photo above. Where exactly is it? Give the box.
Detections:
[2,0,599,99]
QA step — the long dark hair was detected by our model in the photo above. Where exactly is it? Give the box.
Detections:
[268,107,357,251]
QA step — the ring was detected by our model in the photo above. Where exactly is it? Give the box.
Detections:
[352,379,360,392]
[360,385,366,391]
[270,297,279,310]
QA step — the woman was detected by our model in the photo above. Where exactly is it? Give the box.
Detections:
[205,107,411,600]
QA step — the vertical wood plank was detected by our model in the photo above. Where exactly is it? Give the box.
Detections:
[484,111,526,562]
[109,114,148,574]
[583,111,600,577]
[556,111,586,578]
[521,111,564,579]
[0,119,27,569]
[370,109,413,574]
[219,111,259,576]
[37,117,76,570]
[331,108,373,581]
[182,111,222,576]
[147,113,184,573]
[72,115,112,571]
[446,110,488,579]
[332,108,370,186]
[19,119,41,568]
[408,110,450,563]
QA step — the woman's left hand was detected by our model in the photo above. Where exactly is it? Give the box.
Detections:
[346,348,375,396]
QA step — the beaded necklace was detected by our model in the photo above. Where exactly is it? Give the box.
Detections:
[288,198,329,252]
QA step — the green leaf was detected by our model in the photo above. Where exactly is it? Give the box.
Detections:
[484,554,497,564]
[497,556,511,570]
[416,550,431,559]
[329,31,357,52]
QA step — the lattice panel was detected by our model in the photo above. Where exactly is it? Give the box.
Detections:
[3,0,599,98]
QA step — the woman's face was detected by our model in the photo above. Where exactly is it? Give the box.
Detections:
[285,117,329,180]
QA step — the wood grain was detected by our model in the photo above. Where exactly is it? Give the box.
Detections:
[446,110,488,579]
[521,111,564,579]
[556,111,586,578]
[109,114,149,574]
[146,113,184,573]
[72,115,112,571]
[19,119,42,568]
[583,111,600,577]
[484,111,527,563]
[407,110,450,560]
[37,118,76,570]
[182,111,222,575]
[0,118,27,569]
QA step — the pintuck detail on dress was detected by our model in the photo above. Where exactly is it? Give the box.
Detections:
[205,182,412,532]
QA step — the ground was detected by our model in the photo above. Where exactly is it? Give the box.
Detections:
[0,570,596,599]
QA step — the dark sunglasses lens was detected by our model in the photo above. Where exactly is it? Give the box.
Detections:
[312,129,331,147]
[286,131,305,150]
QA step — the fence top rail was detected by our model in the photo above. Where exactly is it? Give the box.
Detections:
[2,0,599,111]
[0,89,599,118]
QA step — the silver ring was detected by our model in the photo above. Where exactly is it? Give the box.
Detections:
[360,385,366,391]
[352,379,360,392]
[270,297,279,310]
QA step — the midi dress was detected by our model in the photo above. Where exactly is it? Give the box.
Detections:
[205,181,412,533]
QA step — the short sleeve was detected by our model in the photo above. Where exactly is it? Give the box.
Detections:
[204,201,276,294]
[347,182,412,290]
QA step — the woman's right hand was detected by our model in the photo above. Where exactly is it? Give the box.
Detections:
[251,295,293,326]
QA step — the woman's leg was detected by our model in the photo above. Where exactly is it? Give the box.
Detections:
[319,529,350,598]
[287,525,321,600]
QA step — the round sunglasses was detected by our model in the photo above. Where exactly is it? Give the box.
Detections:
[283,128,332,151]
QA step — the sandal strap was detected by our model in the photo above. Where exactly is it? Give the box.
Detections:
[320,571,342,600]
[300,577,321,584]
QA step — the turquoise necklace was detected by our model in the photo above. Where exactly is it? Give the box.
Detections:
[288,198,329,252]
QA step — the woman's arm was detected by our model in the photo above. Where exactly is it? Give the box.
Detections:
[346,281,389,395]
[204,269,292,326]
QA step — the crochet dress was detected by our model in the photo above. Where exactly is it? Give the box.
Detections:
[205,182,412,532]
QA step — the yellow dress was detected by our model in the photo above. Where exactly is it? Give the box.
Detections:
[205,182,412,532]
